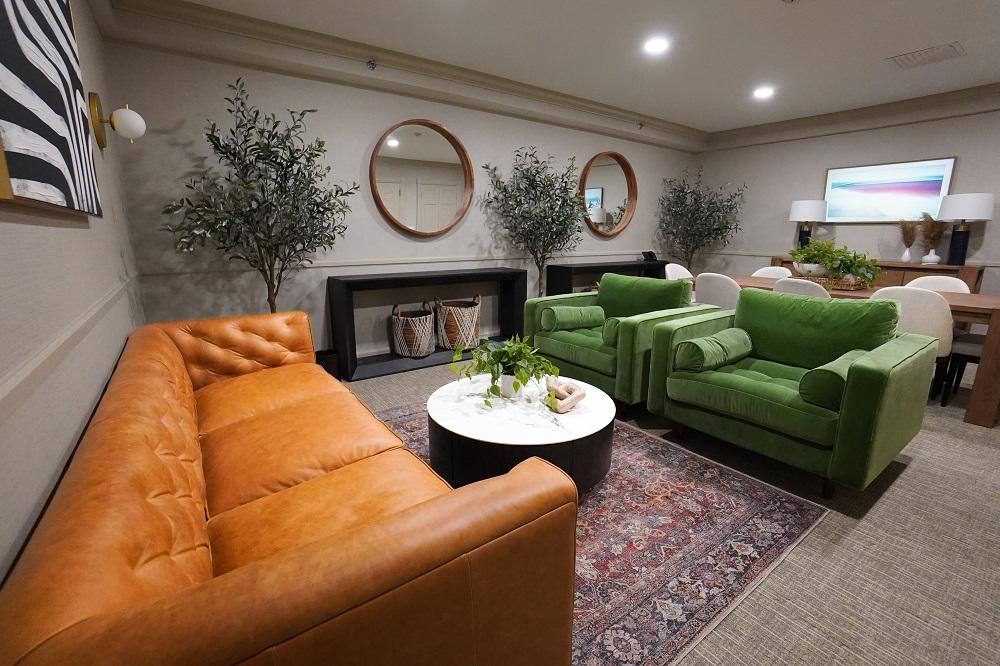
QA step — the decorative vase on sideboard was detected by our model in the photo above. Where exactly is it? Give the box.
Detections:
[921,249,941,265]
[900,247,912,263]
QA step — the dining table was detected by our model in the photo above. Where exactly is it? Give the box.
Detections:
[724,274,1000,429]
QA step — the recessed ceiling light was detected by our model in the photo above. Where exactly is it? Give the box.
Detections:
[386,137,399,147]
[753,86,775,100]
[643,36,670,56]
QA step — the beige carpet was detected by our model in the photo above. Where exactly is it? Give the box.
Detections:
[347,365,1000,665]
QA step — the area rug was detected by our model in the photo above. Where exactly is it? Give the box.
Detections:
[378,405,827,665]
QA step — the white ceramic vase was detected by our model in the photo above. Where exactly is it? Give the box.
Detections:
[900,247,912,262]
[499,375,523,399]
[921,249,941,265]
[793,262,828,277]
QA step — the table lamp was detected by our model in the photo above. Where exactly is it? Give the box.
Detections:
[937,193,994,265]
[789,200,827,247]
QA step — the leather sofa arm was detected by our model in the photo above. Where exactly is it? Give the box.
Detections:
[614,304,719,404]
[646,310,736,415]
[20,458,578,666]
[830,333,937,489]
[524,292,598,343]
[155,311,316,390]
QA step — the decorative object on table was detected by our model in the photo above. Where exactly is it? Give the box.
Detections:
[483,147,585,296]
[937,192,994,266]
[919,212,946,265]
[163,79,358,312]
[898,220,918,262]
[789,239,881,288]
[657,168,747,271]
[824,157,955,222]
[788,199,828,247]
[390,303,435,358]
[451,335,560,407]
[545,376,587,413]
[435,294,481,349]
[88,94,146,151]
[580,152,638,237]
[0,0,103,215]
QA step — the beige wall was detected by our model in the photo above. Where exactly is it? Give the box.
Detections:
[109,43,696,354]
[0,0,144,576]
[698,111,1000,299]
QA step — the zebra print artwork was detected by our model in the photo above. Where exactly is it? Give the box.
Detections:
[0,0,102,216]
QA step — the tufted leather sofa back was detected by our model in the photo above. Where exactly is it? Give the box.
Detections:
[156,311,316,390]
[0,326,212,665]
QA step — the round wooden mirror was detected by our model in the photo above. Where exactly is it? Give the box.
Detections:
[580,151,637,238]
[370,119,474,237]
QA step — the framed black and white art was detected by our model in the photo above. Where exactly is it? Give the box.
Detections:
[0,0,102,216]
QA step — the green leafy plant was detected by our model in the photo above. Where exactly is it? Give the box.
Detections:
[789,239,838,265]
[451,335,560,408]
[657,168,747,270]
[790,239,881,287]
[482,148,585,296]
[162,79,359,312]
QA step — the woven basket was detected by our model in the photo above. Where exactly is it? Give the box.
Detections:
[391,303,435,357]
[436,295,481,349]
[799,276,868,291]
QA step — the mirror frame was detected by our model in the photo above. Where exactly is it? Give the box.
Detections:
[579,151,638,238]
[369,119,475,238]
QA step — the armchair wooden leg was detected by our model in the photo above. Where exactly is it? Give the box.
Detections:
[821,478,834,499]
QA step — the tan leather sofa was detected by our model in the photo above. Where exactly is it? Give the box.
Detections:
[0,312,578,665]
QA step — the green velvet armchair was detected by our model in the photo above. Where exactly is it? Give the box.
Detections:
[525,274,718,405]
[647,288,938,495]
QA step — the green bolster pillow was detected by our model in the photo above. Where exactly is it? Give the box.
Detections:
[602,317,621,345]
[674,328,753,372]
[540,305,605,332]
[799,349,866,411]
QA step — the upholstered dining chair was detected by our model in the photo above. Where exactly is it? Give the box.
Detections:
[906,275,971,293]
[694,273,742,310]
[665,263,694,280]
[751,265,792,279]
[774,277,831,299]
[871,286,954,400]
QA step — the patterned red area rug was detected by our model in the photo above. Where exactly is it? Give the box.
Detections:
[378,405,827,665]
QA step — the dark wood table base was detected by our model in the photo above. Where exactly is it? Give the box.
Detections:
[428,417,614,493]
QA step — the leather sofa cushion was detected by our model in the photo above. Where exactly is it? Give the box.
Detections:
[595,273,691,318]
[799,349,867,411]
[674,327,753,372]
[202,393,403,515]
[195,363,348,434]
[535,327,617,376]
[734,288,898,369]
[667,357,839,447]
[208,448,450,574]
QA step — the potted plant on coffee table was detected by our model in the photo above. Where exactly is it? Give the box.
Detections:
[451,336,559,408]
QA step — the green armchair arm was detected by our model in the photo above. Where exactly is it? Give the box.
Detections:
[646,310,737,415]
[830,333,937,489]
[615,304,720,405]
[523,292,598,343]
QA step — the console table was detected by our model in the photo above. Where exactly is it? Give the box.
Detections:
[546,259,667,295]
[770,256,984,292]
[327,268,527,380]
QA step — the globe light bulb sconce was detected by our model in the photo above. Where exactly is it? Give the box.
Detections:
[89,92,146,151]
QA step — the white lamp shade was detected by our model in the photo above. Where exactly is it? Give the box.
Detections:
[788,199,827,222]
[110,107,146,140]
[936,193,994,222]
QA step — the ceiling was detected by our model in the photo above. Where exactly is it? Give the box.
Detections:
[184,0,1000,132]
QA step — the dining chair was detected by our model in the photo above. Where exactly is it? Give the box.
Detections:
[693,273,742,310]
[773,277,831,299]
[942,334,983,406]
[906,275,971,293]
[751,266,792,279]
[871,286,954,400]
[665,263,694,280]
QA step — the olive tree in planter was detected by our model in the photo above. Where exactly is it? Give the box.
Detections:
[482,147,585,296]
[162,79,359,313]
[657,168,747,271]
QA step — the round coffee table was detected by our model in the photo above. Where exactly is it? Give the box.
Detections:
[427,374,615,492]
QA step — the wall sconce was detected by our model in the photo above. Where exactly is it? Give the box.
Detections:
[88,92,146,151]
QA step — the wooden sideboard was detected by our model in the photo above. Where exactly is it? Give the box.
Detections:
[770,256,985,292]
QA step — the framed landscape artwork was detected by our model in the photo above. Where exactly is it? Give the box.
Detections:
[0,0,102,216]
[585,187,603,209]
[824,157,954,223]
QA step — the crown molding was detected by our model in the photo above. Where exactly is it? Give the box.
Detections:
[98,0,708,152]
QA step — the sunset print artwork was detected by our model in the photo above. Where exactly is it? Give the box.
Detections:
[824,158,954,222]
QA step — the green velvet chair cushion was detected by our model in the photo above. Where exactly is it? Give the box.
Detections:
[595,273,691,318]
[666,357,839,447]
[539,305,605,332]
[674,328,753,372]
[799,349,866,411]
[534,327,617,376]
[602,317,621,346]
[734,288,898,369]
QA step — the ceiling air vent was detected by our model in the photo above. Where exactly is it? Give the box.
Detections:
[886,42,966,69]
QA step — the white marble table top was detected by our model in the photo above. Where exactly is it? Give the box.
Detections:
[426,374,616,446]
